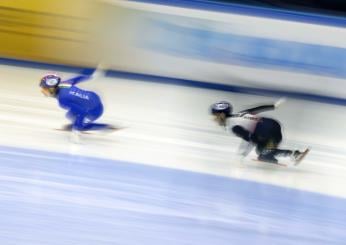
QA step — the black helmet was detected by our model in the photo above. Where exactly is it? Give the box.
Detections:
[210,101,232,117]
[40,74,61,88]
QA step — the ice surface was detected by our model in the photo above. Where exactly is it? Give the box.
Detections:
[0,64,345,244]
[0,65,345,196]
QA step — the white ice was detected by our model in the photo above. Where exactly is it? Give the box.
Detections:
[0,64,346,198]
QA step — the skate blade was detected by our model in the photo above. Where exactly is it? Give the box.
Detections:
[294,148,310,165]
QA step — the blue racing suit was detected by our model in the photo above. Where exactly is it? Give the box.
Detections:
[56,73,107,131]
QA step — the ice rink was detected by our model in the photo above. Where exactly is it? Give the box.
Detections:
[1,63,346,244]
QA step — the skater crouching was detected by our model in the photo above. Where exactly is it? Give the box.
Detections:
[39,67,115,134]
[210,99,306,164]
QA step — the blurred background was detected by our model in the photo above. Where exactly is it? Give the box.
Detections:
[0,0,345,244]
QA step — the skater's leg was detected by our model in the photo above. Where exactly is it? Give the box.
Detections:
[270,148,307,163]
[82,103,112,130]
[66,106,85,131]
[272,149,293,157]
[256,148,278,163]
[63,110,76,130]
[70,114,110,131]
[258,147,305,163]
[79,122,111,131]
[252,119,283,164]
[255,139,286,164]
[73,104,113,131]
[72,113,87,131]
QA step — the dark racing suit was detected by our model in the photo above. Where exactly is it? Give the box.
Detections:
[228,104,293,163]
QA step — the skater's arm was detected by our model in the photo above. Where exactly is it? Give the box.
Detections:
[239,104,275,115]
[63,65,106,86]
[235,98,286,115]
[63,75,90,85]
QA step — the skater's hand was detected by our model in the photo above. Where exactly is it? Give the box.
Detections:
[96,62,108,71]
[90,63,108,80]
[274,97,286,108]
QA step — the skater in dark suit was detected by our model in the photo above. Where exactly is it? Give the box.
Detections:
[210,99,305,164]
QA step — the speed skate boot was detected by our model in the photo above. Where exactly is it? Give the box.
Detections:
[291,150,304,163]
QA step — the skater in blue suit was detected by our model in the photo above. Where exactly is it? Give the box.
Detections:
[39,68,113,132]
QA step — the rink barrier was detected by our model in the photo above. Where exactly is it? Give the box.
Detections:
[128,0,346,27]
[0,1,95,66]
[102,0,346,98]
[2,56,344,106]
[141,19,346,79]
[105,70,346,106]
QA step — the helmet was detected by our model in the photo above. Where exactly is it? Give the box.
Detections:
[210,101,232,117]
[40,74,61,88]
